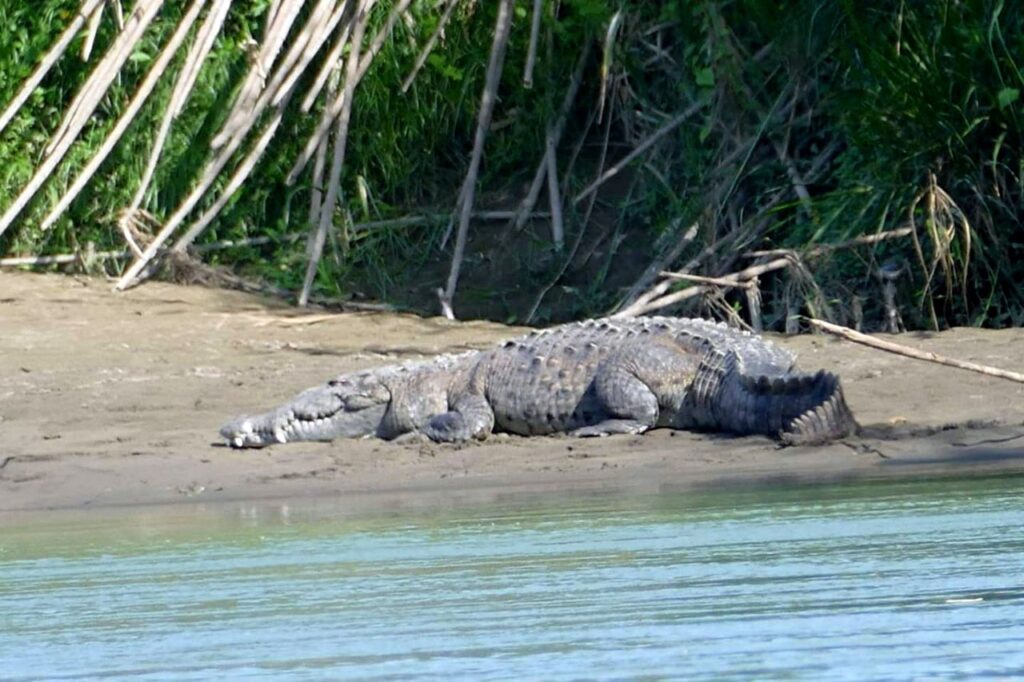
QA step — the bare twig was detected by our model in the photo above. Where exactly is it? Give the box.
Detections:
[510,41,591,232]
[806,318,1024,384]
[619,257,792,318]
[658,271,756,289]
[0,0,104,138]
[80,0,105,61]
[616,220,698,310]
[745,227,915,259]
[439,0,514,319]
[400,0,459,93]
[572,102,701,206]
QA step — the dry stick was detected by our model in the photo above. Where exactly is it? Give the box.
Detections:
[40,0,207,232]
[522,0,543,87]
[308,91,334,227]
[210,0,305,149]
[0,0,104,137]
[131,0,231,211]
[524,96,616,323]
[658,271,756,289]
[510,41,591,232]
[745,227,915,259]
[621,257,792,318]
[573,101,701,206]
[616,220,698,310]
[0,0,163,240]
[293,0,425,185]
[544,131,564,250]
[81,0,105,60]
[299,3,368,307]
[439,0,514,319]
[46,0,164,159]
[300,20,353,112]
[400,0,459,93]
[115,0,344,289]
[806,318,1024,384]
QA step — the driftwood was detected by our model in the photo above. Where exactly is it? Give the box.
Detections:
[806,318,1024,384]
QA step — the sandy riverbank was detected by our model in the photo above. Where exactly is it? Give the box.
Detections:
[2,270,1023,512]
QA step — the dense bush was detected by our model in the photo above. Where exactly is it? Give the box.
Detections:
[1,1,1021,328]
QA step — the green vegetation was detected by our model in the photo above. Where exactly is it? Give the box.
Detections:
[1,1,1022,329]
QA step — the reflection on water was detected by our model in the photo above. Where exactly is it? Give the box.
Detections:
[2,476,1023,680]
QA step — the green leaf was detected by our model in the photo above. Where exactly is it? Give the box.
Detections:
[695,67,714,88]
[997,87,1019,109]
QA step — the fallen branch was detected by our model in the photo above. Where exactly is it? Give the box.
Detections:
[806,318,1024,384]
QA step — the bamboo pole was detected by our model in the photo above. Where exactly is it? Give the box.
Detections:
[439,0,514,319]
[115,0,346,290]
[544,131,564,250]
[40,0,208,232]
[45,0,164,158]
[210,0,305,149]
[0,0,104,138]
[299,2,368,307]
[0,0,164,240]
[806,318,1024,384]
[130,0,232,211]
[522,0,543,87]
[80,0,106,61]
[400,0,459,93]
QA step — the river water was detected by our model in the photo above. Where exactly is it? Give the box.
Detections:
[2,475,1023,680]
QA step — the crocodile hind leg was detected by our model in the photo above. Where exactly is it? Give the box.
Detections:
[569,365,659,437]
[421,394,495,442]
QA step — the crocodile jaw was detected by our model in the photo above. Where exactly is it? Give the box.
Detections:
[220,378,391,448]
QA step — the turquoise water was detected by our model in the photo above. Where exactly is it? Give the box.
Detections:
[2,476,1023,680]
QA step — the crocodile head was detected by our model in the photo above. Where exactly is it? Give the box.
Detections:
[220,372,391,448]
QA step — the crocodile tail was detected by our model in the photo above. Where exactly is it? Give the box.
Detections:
[688,347,857,443]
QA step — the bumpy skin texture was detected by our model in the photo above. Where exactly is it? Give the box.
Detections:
[220,317,857,448]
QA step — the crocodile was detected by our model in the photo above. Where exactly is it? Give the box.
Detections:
[220,316,857,448]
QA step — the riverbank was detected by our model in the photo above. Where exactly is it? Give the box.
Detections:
[2,270,1023,512]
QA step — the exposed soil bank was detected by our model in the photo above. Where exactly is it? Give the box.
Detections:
[2,271,1023,512]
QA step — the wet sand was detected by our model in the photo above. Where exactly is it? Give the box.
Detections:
[2,271,1023,512]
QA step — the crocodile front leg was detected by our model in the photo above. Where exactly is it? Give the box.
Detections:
[421,394,495,442]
